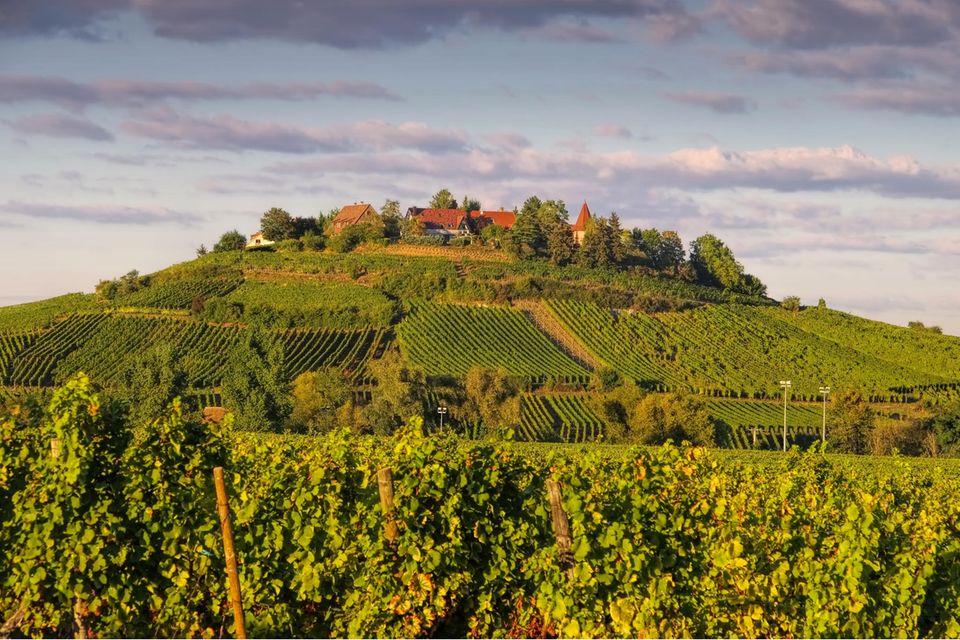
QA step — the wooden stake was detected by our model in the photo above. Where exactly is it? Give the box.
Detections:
[213,467,247,639]
[546,479,574,579]
[377,467,399,544]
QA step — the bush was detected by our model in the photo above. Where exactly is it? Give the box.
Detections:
[302,233,326,251]
[275,238,303,252]
[213,229,247,252]
[628,392,714,446]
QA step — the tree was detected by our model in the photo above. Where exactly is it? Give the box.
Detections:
[689,234,743,289]
[363,350,427,435]
[609,212,627,264]
[828,389,874,454]
[292,216,321,238]
[381,199,402,238]
[463,367,520,437]
[916,401,960,456]
[288,369,352,434]
[429,188,457,209]
[461,195,481,213]
[213,229,247,252]
[781,296,802,312]
[260,207,296,241]
[545,221,575,266]
[659,231,685,272]
[507,209,543,259]
[221,327,291,431]
[817,298,827,310]
[115,342,188,426]
[738,274,768,297]
[196,244,208,257]
[579,218,617,268]
[629,392,714,446]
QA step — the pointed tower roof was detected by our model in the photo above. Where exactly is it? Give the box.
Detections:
[571,201,592,231]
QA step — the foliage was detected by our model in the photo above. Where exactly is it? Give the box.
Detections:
[213,229,247,252]
[6,386,960,637]
[221,327,291,431]
[0,293,99,332]
[916,400,960,456]
[781,295,802,312]
[114,342,189,426]
[829,389,875,454]
[629,392,715,445]
[288,369,352,434]
[95,270,149,301]
[260,207,296,241]
[381,199,402,238]
[909,320,944,334]
[363,350,427,435]
[429,188,457,209]
[463,366,521,436]
[328,223,383,253]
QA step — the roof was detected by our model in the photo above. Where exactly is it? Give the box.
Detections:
[332,203,376,226]
[571,201,592,231]
[469,210,516,230]
[414,208,468,230]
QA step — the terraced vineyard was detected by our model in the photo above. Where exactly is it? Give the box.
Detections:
[279,327,387,382]
[115,275,242,309]
[705,399,823,429]
[398,302,590,384]
[547,300,947,400]
[0,331,38,383]
[519,394,604,443]
[726,424,823,450]
[6,314,107,386]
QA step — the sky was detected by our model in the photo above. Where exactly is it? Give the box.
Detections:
[2,0,960,333]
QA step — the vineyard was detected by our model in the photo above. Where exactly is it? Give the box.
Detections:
[398,302,590,384]
[546,300,947,400]
[0,293,100,332]
[0,313,385,391]
[3,378,960,638]
[519,394,604,442]
[223,280,397,328]
[705,398,823,429]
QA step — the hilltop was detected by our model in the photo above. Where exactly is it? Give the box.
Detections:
[2,241,958,453]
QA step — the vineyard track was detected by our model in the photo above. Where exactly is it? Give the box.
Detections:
[513,299,601,371]
[362,243,513,262]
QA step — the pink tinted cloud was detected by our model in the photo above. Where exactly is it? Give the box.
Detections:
[7,113,113,141]
[663,90,757,114]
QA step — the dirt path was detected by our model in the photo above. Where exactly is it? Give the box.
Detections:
[513,299,602,371]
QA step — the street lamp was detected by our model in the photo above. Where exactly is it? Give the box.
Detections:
[818,386,831,443]
[437,405,448,433]
[779,380,792,452]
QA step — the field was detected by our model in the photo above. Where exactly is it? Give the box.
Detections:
[3,379,960,638]
[546,300,944,400]
[398,302,590,384]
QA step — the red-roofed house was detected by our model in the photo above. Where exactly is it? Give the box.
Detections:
[327,203,381,236]
[469,209,516,231]
[571,201,592,245]
[407,207,472,236]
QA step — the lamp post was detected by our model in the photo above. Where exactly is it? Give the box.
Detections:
[779,380,792,452]
[437,405,448,433]
[818,386,831,443]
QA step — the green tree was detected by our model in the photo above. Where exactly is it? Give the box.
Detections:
[917,400,960,456]
[260,207,296,241]
[363,350,427,435]
[221,327,291,430]
[429,188,457,209]
[579,218,616,268]
[828,389,874,454]
[288,369,352,434]
[213,229,247,252]
[196,244,208,257]
[381,199,402,238]
[461,195,481,213]
[629,392,715,446]
[689,234,743,289]
[507,209,543,259]
[115,342,189,426]
[463,367,520,437]
[545,221,575,266]
[609,212,627,264]
[781,296,802,312]
[659,230,685,272]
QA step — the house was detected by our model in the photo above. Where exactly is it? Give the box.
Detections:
[571,201,592,245]
[327,202,381,236]
[246,231,275,248]
[407,207,472,236]
[469,209,516,231]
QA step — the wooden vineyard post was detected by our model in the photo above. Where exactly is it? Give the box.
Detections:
[377,467,399,544]
[546,479,574,580]
[213,467,247,640]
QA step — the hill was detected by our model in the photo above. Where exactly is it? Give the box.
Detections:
[1,244,957,447]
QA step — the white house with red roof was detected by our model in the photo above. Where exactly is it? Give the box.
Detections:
[571,201,592,245]
[469,209,516,231]
[406,207,472,236]
[327,202,381,235]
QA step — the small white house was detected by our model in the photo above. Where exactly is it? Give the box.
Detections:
[246,231,275,249]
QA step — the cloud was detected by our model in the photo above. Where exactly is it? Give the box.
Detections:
[835,82,960,116]
[727,45,960,81]
[120,108,470,154]
[522,21,622,43]
[0,75,400,110]
[6,113,114,141]
[710,0,959,50]
[265,143,960,201]
[663,90,756,114]
[2,201,200,225]
[2,0,696,48]
[593,123,633,139]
